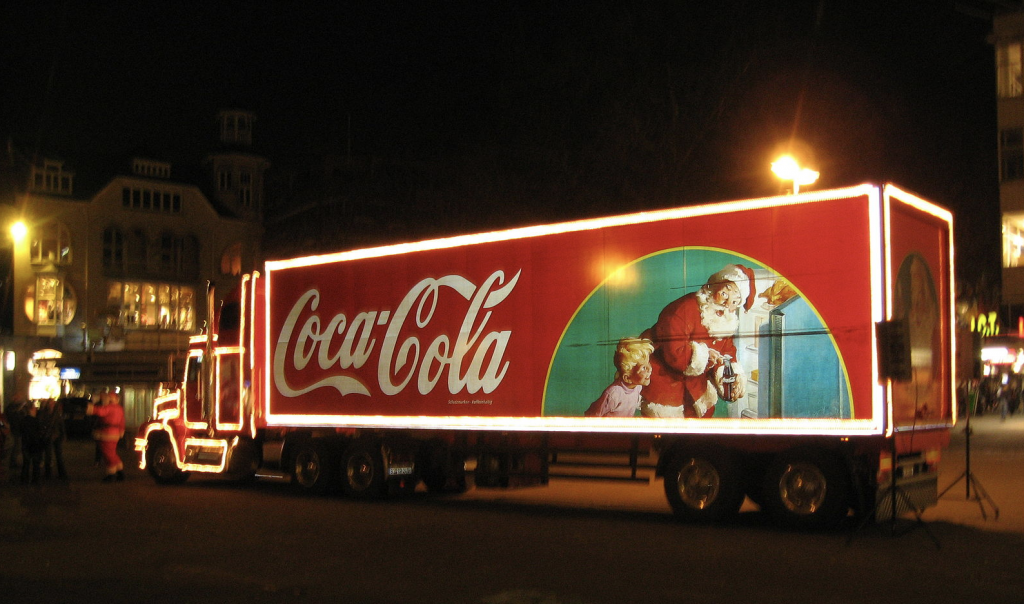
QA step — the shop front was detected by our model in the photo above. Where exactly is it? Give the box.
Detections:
[977,335,1024,416]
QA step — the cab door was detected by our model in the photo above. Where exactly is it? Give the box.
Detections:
[183,350,207,428]
[216,350,243,431]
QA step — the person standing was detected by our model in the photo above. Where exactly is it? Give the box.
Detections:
[19,403,44,484]
[87,391,125,482]
[0,408,8,481]
[5,398,27,480]
[39,398,68,480]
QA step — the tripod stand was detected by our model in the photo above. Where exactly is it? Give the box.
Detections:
[848,430,940,548]
[938,394,999,520]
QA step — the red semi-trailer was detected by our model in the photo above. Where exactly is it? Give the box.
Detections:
[135,183,955,529]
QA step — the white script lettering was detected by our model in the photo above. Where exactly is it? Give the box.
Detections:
[273,270,520,400]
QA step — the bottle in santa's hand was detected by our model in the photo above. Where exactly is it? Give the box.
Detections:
[721,355,736,401]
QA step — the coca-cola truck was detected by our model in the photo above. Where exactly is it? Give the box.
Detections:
[135,183,955,529]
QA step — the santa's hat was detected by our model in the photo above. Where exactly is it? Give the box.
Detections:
[707,264,757,311]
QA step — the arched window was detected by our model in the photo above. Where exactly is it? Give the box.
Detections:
[24,278,76,326]
[220,242,242,276]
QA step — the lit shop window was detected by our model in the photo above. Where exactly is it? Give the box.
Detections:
[107,281,195,331]
[30,221,72,266]
[28,349,62,401]
[1003,219,1024,268]
[24,277,76,326]
[998,41,1023,99]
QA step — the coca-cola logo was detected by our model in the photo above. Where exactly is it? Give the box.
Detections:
[273,269,521,399]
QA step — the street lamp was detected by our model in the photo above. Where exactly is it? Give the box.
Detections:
[10,220,26,243]
[771,155,819,194]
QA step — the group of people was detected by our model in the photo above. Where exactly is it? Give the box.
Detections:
[3,398,69,483]
[960,377,1024,421]
[0,391,126,484]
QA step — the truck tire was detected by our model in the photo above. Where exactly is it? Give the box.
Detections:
[291,441,335,495]
[761,450,850,530]
[341,441,387,498]
[146,437,190,485]
[663,447,744,522]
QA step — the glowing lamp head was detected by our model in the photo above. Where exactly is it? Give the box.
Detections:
[10,221,26,243]
[771,155,800,179]
[771,155,819,192]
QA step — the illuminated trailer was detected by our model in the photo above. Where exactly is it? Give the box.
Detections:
[135,183,955,529]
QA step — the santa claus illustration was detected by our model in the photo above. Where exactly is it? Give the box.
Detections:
[641,264,753,418]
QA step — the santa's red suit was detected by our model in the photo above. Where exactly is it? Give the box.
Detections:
[91,397,125,478]
[642,264,754,419]
[641,291,737,418]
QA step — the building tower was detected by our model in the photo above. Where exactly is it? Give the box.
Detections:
[205,110,270,222]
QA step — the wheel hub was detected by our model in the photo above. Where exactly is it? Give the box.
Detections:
[778,462,827,514]
[296,451,321,486]
[347,453,374,490]
[676,458,720,510]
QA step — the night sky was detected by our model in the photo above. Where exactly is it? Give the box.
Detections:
[0,1,1006,283]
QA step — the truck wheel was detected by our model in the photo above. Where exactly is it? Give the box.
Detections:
[663,448,744,522]
[292,441,335,495]
[762,451,850,530]
[341,442,386,498]
[146,437,190,485]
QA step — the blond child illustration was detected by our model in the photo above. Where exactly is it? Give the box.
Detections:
[585,338,654,417]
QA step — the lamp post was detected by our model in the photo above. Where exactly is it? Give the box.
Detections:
[0,220,25,409]
[771,155,819,194]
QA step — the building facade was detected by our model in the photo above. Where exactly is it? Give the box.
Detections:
[1,110,266,430]
[995,13,1024,317]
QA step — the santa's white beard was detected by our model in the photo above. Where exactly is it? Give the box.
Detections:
[700,301,739,339]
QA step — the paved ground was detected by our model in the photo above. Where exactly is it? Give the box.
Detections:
[5,413,1023,532]
[925,413,1024,532]
[1,416,1023,604]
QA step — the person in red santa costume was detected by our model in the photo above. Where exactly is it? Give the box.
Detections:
[641,264,754,418]
[87,390,126,482]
